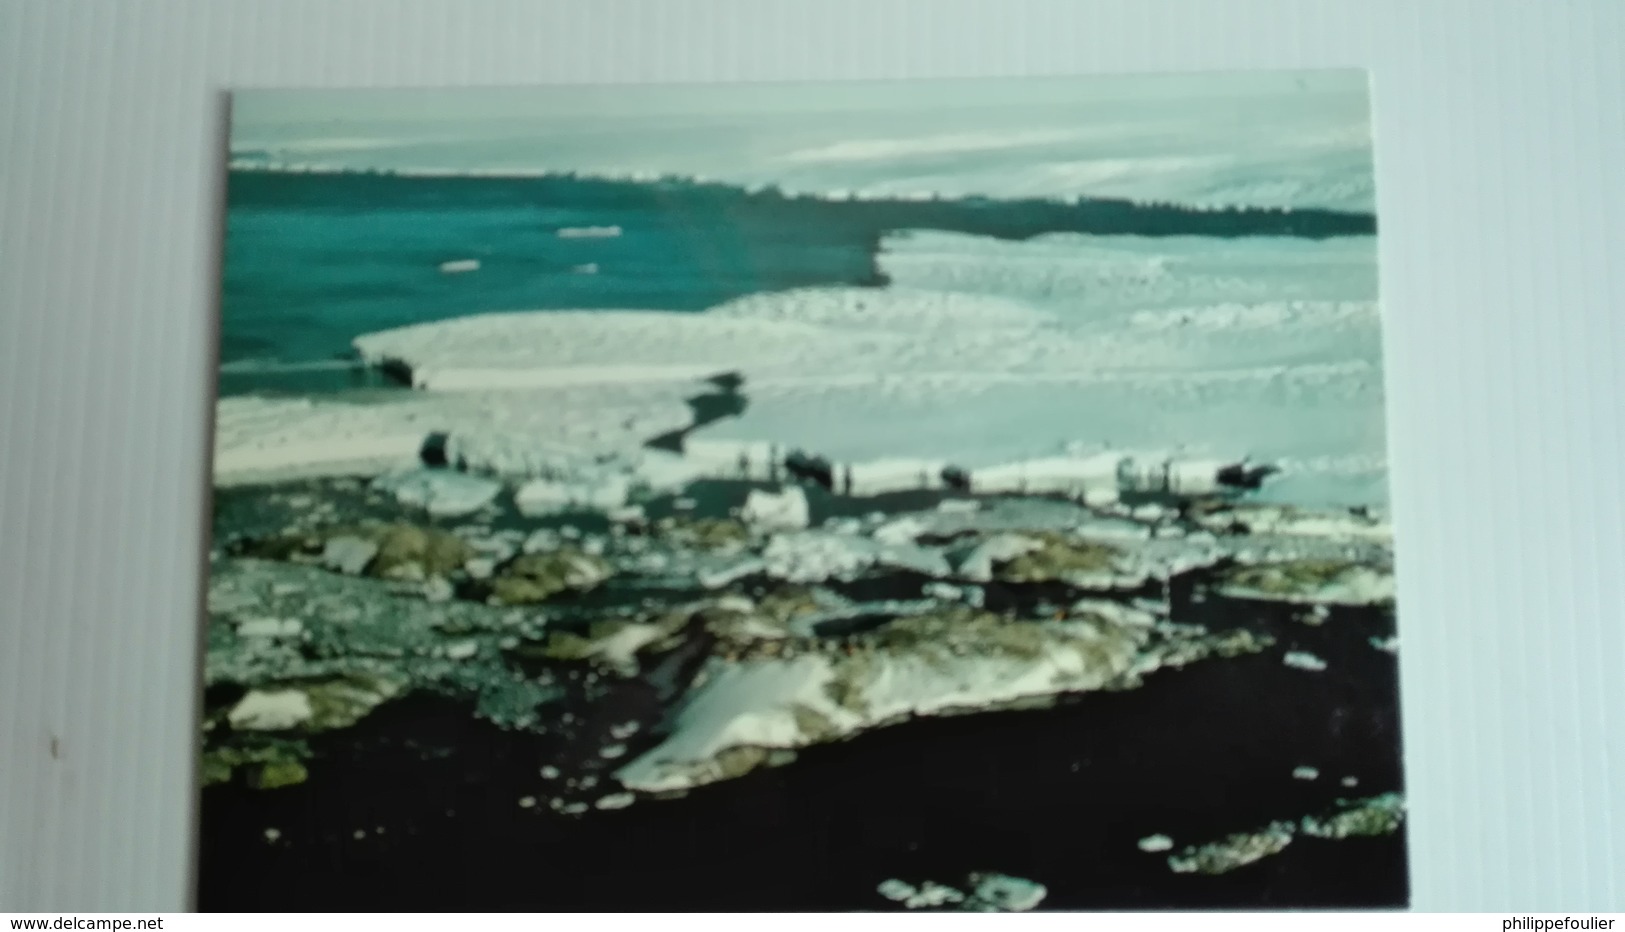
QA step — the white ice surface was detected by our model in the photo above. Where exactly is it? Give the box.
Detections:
[226,231,1386,508]
[212,382,696,485]
[371,468,501,517]
[232,72,1372,212]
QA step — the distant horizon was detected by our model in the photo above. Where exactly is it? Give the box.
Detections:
[228,70,1374,213]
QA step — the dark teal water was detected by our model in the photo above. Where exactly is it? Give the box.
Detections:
[218,170,1375,396]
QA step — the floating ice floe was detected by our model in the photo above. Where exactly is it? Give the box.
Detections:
[1292,765,1320,781]
[556,225,622,238]
[1138,834,1175,853]
[1282,651,1329,672]
[372,468,501,518]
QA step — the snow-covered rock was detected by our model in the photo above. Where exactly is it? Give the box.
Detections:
[1216,560,1394,605]
[227,689,313,731]
[615,606,1262,794]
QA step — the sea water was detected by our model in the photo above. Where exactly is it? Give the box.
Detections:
[218,170,1373,397]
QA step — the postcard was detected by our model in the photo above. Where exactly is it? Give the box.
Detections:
[201,71,1402,910]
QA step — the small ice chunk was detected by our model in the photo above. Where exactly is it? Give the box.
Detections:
[422,577,454,603]
[600,743,627,760]
[872,515,927,546]
[445,640,479,661]
[465,557,496,580]
[610,721,640,740]
[352,829,366,840]
[922,582,963,601]
[740,486,810,531]
[540,766,561,779]
[438,258,480,274]
[1138,834,1174,853]
[1369,635,1399,654]
[1283,651,1328,672]
[595,793,635,810]
[1341,776,1360,788]
[1292,766,1320,781]
[561,802,589,815]
[263,828,281,843]
[235,617,302,639]
[321,536,378,576]
[518,796,537,809]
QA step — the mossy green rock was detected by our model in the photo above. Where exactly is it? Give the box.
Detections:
[236,522,473,581]
[656,517,751,551]
[994,532,1120,583]
[303,673,404,730]
[488,549,612,605]
[200,738,311,789]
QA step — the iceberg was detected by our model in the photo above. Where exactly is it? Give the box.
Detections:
[371,468,501,517]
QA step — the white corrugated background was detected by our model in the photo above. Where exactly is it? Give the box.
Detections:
[1,0,1621,913]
